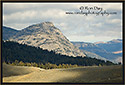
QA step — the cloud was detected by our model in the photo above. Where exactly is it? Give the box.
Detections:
[100,3,122,10]
[4,8,66,25]
[91,23,102,27]
[107,19,121,24]
[3,3,122,42]
[67,34,120,43]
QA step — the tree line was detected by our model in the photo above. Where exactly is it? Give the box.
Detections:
[3,60,79,69]
[2,41,115,67]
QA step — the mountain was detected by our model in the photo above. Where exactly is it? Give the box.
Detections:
[3,26,19,40]
[3,23,122,63]
[8,22,85,57]
[95,39,122,56]
[2,41,114,66]
[81,50,107,61]
[71,42,107,61]
[71,42,122,63]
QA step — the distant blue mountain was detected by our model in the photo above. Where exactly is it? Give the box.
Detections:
[72,40,122,63]
[95,39,122,56]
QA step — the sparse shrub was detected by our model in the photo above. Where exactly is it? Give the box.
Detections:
[11,62,16,66]
[26,62,31,66]
[31,62,38,67]
[58,64,62,68]
[14,60,19,66]
[18,61,25,66]
[73,64,78,67]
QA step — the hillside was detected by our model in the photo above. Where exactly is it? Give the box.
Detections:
[3,63,42,77]
[2,23,122,63]
[71,42,122,63]
[2,41,114,66]
[82,50,107,61]
[3,26,19,40]
[95,39,122,56]
[3,64,122,83]
[8,22,85,57]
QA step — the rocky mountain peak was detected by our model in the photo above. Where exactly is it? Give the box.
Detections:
[42,22,54,27]
[9,22,86,57]
[25,22,55,30]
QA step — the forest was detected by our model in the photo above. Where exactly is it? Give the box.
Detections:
[2,41,115,67]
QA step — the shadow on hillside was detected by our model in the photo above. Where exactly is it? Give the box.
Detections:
[3,64,34,77]
[56,66,123,83]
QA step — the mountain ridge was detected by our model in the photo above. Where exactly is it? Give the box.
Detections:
[3,22,122,63]
[95,39,122,53]
[7,22,86,57]
[71,40,122,63]
[3,26,19,40]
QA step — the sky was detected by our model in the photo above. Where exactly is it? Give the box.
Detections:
[3,3,122,43]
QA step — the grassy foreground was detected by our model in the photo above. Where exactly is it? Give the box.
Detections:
[3,64,122,83]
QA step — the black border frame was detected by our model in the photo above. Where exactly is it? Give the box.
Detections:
[1,1,124,85]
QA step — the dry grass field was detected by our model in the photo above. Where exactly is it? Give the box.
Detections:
[3,64,122,83]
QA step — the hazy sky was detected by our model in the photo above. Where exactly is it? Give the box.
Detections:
[3,3,122,42]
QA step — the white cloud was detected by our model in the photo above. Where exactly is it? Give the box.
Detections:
[91,23,102,27]
[100,3,122,10]
[69,34,121,43]
[107,19,121,24]
[4,9,66,24]
[41,9,66,19]
[3,3,122,42]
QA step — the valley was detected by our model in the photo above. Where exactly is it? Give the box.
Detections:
[3,64,122,83]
